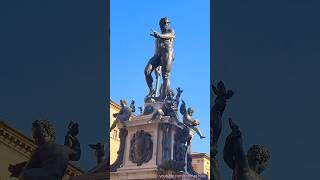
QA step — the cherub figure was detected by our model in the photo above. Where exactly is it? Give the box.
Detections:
[163,87,183,119]
[224,118,271,180]
[130,100,135,113]
[180,100,205,139]
[212,81,234,113]
[150,87,183,123]
[64,121,79,149]
[109,99,133,132]
[212,81,234,150]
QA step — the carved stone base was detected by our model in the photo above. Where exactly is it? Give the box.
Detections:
[110,102,206,180]
[111,167,157,180]
[111,168,205,180]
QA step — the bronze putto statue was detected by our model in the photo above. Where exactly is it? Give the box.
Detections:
[212,81,234,151]
[180,100,205,139]
[110,99,134,132]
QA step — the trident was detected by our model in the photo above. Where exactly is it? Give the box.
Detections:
[154,66,161,97]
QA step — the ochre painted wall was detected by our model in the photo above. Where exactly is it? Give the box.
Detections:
[110,100,120,164]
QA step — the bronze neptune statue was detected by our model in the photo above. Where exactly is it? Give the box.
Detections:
[144,17,175,99]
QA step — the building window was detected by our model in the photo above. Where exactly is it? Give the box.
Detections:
[110,130,118,139]
[110,131,114,139]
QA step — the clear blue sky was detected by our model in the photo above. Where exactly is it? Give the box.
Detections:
[110,0,210,154]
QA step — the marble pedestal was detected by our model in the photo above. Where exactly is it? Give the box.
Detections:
[111,102,198,180]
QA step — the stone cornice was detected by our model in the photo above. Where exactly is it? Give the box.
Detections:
[110,99,121,111]
[191,152,210,160]
[0,121,36,158]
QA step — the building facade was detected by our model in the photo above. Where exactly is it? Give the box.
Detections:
[109,99,121,164]
[191,152,211,179]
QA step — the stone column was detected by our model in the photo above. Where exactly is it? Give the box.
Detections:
[160,123,171,161]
